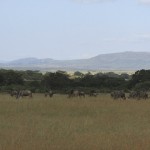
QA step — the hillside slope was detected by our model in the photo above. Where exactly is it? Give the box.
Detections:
[1,52,150,70]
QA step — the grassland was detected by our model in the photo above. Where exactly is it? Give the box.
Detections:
[1,94,150,150]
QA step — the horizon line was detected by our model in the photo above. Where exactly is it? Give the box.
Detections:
[1,51,150,62]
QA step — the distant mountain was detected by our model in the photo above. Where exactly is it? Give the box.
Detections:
[1,51,150,71]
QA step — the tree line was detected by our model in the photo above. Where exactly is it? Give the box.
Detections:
[0,69,149,93]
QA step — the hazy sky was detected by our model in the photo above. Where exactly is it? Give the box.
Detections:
[0,0,150,60]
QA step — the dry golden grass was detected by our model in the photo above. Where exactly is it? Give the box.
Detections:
[0,93,150,150]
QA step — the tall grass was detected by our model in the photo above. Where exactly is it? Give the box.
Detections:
[0,93,150,150]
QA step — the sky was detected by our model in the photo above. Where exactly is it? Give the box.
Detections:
[0,0,150,60]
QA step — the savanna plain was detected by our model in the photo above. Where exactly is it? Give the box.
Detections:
[1,94,150,150]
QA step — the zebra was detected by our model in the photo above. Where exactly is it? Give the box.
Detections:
[111,91,126,100]
[16,90,32,99]
[68,90,79,98]
[45,90,54,98]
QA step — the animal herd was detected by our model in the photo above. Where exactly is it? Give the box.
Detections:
[9,89,149,100]
[10,90,32,99]
[111,91,149,100]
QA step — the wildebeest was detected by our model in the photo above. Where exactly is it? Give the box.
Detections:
[16,90,32,99]
[128,91,138,99]
[90,93,98,97]
[45,90,54,98]
[128,91,148,100]
[10,90,18,97]
[68,90,80,98]
[111,91,126,100]
[139,91,148,100]
[68,90,85,98]
[79,91,85,98]
[89,90,98,97]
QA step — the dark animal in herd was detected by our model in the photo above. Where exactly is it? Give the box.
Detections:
[10,90,18,97]
[10,89,149,100]
[111,91,149,100]
[45,90,54,98]
[16,90,32,99]
[128,91,148,100]
[79,91,85,97]
[111,91,126,100]
[68,90,85,98]
[68,90,79,98]
[68,89,99,98]
[89,90,98,97]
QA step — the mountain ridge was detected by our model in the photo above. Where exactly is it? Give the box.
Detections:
[1,51,150,71]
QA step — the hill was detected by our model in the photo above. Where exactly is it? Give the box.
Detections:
[1,51,150,71]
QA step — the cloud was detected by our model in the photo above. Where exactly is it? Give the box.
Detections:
[138,0,150,4]
[72,0,115,4]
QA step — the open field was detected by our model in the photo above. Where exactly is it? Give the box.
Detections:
[1,94,150,150]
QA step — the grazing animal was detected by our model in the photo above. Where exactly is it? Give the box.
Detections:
[111,91,126,100]
[89,91,98,97]
[91,93,98,97]
[10,90,18,97]
[16,90,32,99]
[128,91,148,100]
[45,90,54,98]
[79,91,85,98]
[137,91,148,100]
[68,90,79,98]
[89,90,98,97]
[128,91,138,99]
